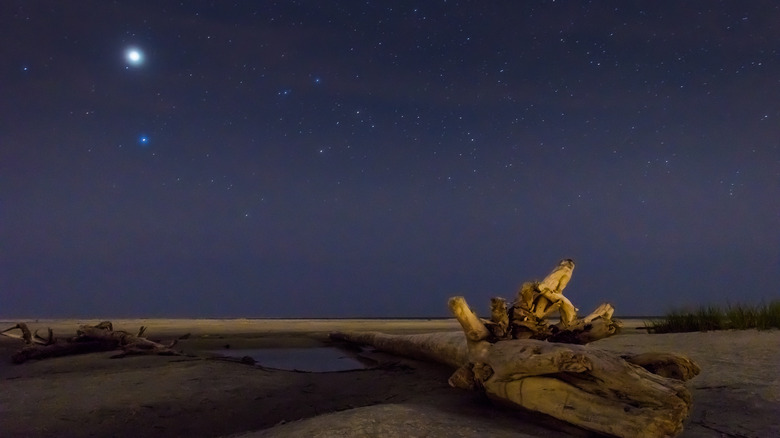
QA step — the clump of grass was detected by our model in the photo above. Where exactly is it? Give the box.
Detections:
[755,300,780,330]
[725,303,758,330]
[646,301,780,333]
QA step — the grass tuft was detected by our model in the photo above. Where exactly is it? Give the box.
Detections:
[645,301,780,333]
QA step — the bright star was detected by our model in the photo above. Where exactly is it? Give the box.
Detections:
[125,47,144,66]
[138,135,150,146]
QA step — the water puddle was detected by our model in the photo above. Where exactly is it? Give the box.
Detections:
[211,347,368,372]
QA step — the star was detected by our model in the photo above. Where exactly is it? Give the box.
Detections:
[125,47,144,67]
[138,135,149,146]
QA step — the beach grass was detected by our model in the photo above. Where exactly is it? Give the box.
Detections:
[646,301,780,333]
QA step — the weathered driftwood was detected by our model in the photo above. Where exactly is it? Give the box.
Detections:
[489,259,622,344]
[1,321,181,364]
[331,260,700,438]
[1,322,55,345]
[332,307,696,437]
[450,296,695,438]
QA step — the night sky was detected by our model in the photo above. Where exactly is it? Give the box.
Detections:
[1,1,778,318]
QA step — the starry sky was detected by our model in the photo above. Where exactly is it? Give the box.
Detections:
[1,1,778,318]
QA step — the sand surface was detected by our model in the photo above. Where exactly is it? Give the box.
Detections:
[1,318,777,437]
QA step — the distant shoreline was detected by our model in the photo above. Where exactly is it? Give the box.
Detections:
[0,317,652,339]
[0,315,662,321]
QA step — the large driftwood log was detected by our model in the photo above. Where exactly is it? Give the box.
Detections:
[332,305,696,437]
[1,321,181,364]
[449,296,695,438]
[331,260,699,438]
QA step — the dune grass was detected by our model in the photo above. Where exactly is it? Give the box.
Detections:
[646,301,780,333]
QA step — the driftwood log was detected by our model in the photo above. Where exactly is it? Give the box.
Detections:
[331,260,700,438]
[1,321,182,364]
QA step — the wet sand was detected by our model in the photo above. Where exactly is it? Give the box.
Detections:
[1,319,777,437]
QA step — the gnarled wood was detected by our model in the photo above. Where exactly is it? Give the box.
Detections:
[2,321,181,364]
[449,296,491,342]
[1,323,38,344]
[532,258,577,326]
[482,259,623,344]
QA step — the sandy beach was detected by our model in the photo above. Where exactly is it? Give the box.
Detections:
[1,318,777,437]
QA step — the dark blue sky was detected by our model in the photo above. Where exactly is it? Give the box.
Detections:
[1,1,778,318]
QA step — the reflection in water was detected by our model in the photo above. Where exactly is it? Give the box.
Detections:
[214,347,367,372]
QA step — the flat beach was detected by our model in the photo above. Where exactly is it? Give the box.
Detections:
[1,318,778,437]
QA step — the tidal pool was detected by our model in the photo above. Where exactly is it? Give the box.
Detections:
[213,347,367,372]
